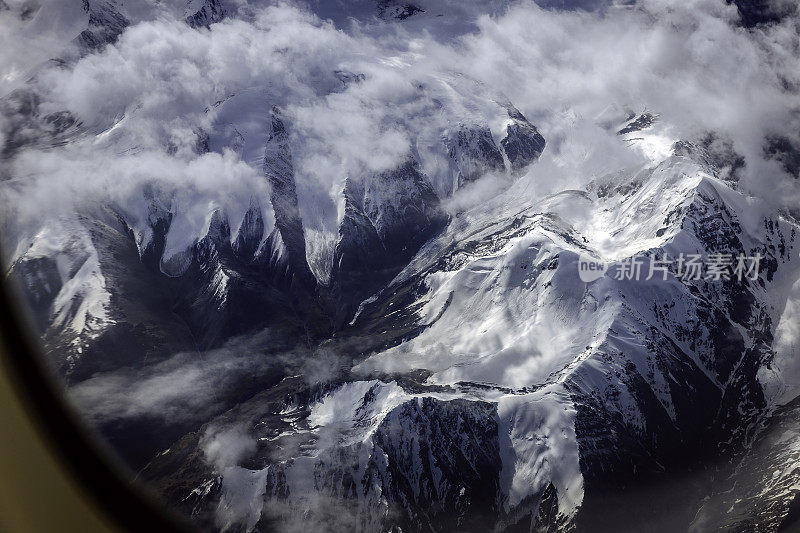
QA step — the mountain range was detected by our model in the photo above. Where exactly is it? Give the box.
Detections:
[2,1,800,532]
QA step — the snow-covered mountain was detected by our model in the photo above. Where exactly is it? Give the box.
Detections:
[2,1,800,532]
[132,132,800,532]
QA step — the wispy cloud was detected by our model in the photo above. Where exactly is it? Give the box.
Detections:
[67,330,280,425]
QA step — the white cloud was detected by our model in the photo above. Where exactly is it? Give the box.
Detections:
[201,423,257,470]
[67,330,278,424]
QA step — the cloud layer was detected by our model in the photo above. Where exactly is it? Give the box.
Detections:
[2,1,799,266]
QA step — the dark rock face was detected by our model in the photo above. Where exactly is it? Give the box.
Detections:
[617,112,658,135]
[443,106,545,190]
[76,0,129,51]
[0,89,83,160]
[369,398,504,532]
[330,178,389,311]
[261,108,318,292]
[329,159,448,325]
[502,106,547,175]
[533,0,621,11]
[168,209,323,350]
[185,0,226,29]
[232,200,265,262]
[673,139,746,183]
[691,396,800,531]
[10,255,63,333]
[377,1,425,21]
[765,135,800,178]
[446,124,507,187]
[728,0,797,27]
